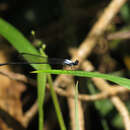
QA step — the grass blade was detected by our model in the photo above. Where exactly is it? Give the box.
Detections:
[32,69,130,89]
[48,74,66,130]
[0,18,47,130]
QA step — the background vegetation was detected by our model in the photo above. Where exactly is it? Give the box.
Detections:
[0,0,130,130]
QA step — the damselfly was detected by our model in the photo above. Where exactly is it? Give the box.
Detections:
[0,53,79,67]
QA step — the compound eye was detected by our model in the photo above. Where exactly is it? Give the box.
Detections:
[74,60,79,65]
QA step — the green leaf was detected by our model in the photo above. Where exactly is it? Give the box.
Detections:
[0,18,46,130]
[32,69,130,89]
[48,75,66,130]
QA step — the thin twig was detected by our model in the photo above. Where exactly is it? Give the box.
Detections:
[107,31,130,40]
[46,84,129,101]
[0,70,36,86]
[111,97,130,130]
[22,102,38,127]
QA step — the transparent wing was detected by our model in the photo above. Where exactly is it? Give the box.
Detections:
[20,53,65,65]
[20,53,48,63]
